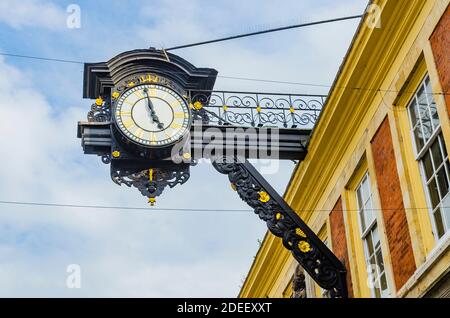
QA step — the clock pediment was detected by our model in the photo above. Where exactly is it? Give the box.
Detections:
[83,48,218,99]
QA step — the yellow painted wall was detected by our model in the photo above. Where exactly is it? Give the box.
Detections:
[240,0,450,298]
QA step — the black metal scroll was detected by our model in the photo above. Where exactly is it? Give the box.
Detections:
[212,158,348,298]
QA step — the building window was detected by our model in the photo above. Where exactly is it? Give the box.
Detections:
[408,75,450,239]
[356,173,389,298]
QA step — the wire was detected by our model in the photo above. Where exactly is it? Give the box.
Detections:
[0,52,447,96]
[0,200,443,213]
[165,15,364,51]
[0,52,84,64]
[0,51,448,95]
[0,200,250,213]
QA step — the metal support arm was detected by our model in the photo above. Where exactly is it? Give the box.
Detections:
[212,159,348,298]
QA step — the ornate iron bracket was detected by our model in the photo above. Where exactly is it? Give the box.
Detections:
[212,158,348,298]
[111,163,193,205]
[187,90,325,128]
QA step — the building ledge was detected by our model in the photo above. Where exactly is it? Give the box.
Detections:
[397,235,450,298]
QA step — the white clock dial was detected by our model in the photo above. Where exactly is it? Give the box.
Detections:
[114,84,190,147]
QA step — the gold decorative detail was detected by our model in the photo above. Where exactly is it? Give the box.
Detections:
[127,81,136,88]
[258,191,270,203]
[275,212,283,220]
[148,197,156,206]
[182,153,191,160]
[298,241,311,253]
[123,119,135,129]
[290,106,295,113]
[150,132,157,143]
[223,105,228,111]
[95,97,103,106]
[112,91,120,99]
[193,101,203,110]
[173,112,186,119]
[149,168,153,181]
[230,183,237,191]
[139,74,159,83]
[295,228,306,238]
[135,128,144,139]
[170,122,182,129]
[112,150,120,158]
[256,106,262,113]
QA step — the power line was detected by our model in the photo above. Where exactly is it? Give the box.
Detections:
[0,52,84,64]
[0,200,249,213]
[0,51,447,96]
[165,15,364,51]
[0,200,442,213]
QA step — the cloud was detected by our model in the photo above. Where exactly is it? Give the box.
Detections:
[135,0,365,94]
[0,0,66,30]
[0,0,368,297]
[0,55,267,296]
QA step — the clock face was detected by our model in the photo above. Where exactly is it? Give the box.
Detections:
[114,84,191,147]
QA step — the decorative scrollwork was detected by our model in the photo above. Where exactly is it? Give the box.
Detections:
[111,165,192,204]
[87,96,111,122]
[101,154,111,164]
[187,90,325,128]
[112,73,185,100]
[212,158,347,298]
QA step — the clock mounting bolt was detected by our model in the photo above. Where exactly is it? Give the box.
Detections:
[95,97,103,106]
[112,150,121,158]
[193,101,203,110]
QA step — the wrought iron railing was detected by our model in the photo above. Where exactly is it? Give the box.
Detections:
[187,90,326,129]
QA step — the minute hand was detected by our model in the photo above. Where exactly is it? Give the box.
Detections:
[143,89,164,130]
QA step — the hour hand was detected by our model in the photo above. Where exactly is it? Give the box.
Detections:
[153,116,164,130]
[143,89,164,129]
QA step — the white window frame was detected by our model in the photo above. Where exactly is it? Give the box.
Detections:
[407,75,450,240]
[356,173,390,298]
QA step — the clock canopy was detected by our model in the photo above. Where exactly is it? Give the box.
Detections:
[83,48,218,100]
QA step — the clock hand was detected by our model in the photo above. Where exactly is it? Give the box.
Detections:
[143,89,165,130]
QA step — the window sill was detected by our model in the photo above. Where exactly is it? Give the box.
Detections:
[396,233,450,298]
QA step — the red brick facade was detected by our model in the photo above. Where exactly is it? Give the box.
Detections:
[430,5,450,115]
[371,117,416,290]
[330,198,354,297]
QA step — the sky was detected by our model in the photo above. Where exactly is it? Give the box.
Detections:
[0,0,368,297]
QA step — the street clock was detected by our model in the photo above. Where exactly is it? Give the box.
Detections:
[111,79,192,160]
[77,48,348,298]
[113,83,191,148]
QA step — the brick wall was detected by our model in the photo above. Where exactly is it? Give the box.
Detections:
[430,5,450,115]
[329,197,354,297]
[371,117,416,290]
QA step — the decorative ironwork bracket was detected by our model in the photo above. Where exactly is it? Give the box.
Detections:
[79,49,347,298]
[212,158,348,298]
[110,163,194,205]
